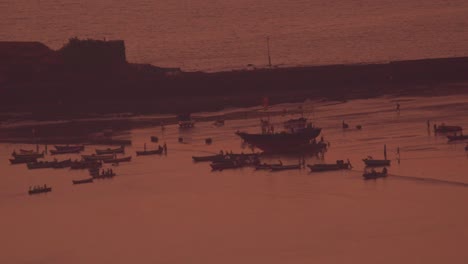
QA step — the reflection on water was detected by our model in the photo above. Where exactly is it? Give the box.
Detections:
[2,95,468,263]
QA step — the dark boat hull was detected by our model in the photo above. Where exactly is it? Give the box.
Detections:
[28,187,52,195]
[73,178,94,184]
[236,128,321,153]
[103,156,132,163]
[307,162,351,172]
[363,159,391,167]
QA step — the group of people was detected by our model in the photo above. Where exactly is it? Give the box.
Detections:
[101,168,114,176]
[29,184,48,191]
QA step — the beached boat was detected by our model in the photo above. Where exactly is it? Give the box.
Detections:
[50,147,82,155]
[236,125,322,153]
[363,168,388,180]
[210,160,244,171]
[270,164,301,171]
[102,156,132,163]
[307,160,351,172]
[28,186,52,195]
[72,178,94,185]
[81,154,115,161]
[363,157,391,167]
[51,159,72,168]
[447,134,468,142]
[95,146,125,155]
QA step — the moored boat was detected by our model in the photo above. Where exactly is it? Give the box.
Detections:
[136,147,163,156]
[447,134,468,142]
[10,156,38,164]
[363,168,388,180]
[307,160,351,172]
[434,124,463,133]
[72,178,94,184]
[54,145,85,151]
[95,146,125,155]
[102,156,132,163]
[192,154,225,162]
[363,157,391,167]
[12,152,44,159]
[236,124,322,152]
[270,164,301,171]
[50,147,82,155]
[28,186,52,195]
[81,154,115,161]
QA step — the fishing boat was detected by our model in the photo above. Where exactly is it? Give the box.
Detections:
[51,159,72,168]
[50,147,82,155]
[363,168,388,180]
[102,156,132,163]
[70,160,102,169]
[12,152,44,159]
[447,134,468,142]
[27,161,55,169]
[192,154,225,162]
[434,124,463,133]
[307,160,352,172]
[270,164,301,171]
[54,145,85,151]
[284,117,307,130]
[28,186,52,195]
[72,178,94,185]
[9,156,38,164]
[136,147,163,156]
[210,160,244,171]
[95,146,125,155]
[236,125,322,153]
[81,154,114,161]
[255,162,283,170]
[363,156,391,167]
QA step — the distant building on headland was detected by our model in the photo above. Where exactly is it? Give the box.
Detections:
[59,37,126,67]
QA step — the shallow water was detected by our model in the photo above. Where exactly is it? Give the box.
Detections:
[2,95,468,263]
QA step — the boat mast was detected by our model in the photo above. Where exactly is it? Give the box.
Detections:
[266,36,272,68]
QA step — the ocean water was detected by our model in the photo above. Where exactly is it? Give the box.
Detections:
[2,95,468,263]
[1,0,468,71]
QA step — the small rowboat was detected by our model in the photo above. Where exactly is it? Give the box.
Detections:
[28,187,52,195]
[270,164,301,171]
[50,147,82,155]
[72,178,94,185]
[363,168,388,180]
[434,125,463,133]
[103,156,132,163]
[447,135,468,142]
[308,160,351,172]
[136,148,163,156]
[95,146,125,155]
[192,154,225,162]
[12,152,44,159]
[55,145,85,151]
[363,157,390,167]
[210,160,245,171]
[81,154,114,161]
[10,157,38,164]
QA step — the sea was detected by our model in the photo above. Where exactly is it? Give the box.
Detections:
[2,95,468,263]
[1,0,468,71]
